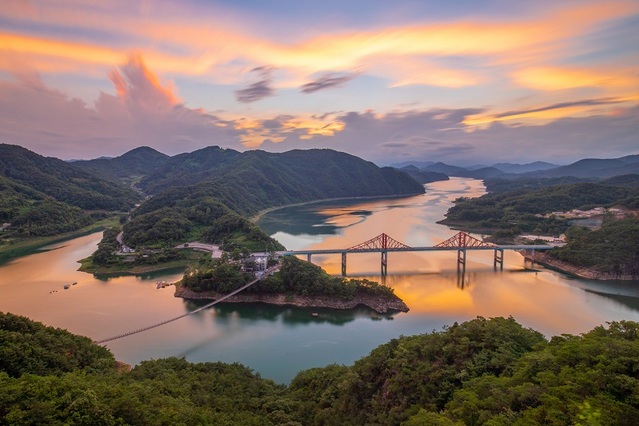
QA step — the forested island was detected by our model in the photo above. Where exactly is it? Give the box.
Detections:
[176,256,409,313]
[2,312,638,425]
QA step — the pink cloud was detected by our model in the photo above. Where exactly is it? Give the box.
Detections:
[0,56,243,159]
[1,56,636,167]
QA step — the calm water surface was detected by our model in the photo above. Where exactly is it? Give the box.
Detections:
[1,178,638,383]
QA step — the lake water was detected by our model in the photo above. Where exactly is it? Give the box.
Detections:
[1,178,638,384]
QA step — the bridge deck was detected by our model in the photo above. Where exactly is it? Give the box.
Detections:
[280,245,553,256]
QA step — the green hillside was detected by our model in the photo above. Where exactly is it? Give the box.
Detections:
[441,179,639,235]
[138,148,424,202]
[2,313,638,425]
[0,145,140,240]
[72,146,170,180]
[122,148,424,248]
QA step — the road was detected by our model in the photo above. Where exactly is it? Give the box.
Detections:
[178,242,223,258]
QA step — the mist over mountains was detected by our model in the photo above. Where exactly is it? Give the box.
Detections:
[393,154,639,181]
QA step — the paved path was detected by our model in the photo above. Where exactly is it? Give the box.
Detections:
[178,242,223,258]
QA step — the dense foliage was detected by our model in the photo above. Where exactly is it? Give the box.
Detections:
[0,144,139,211]
[551,216,639,278]
[0,312,115,378]
[136,147,424,202]
[183,256,396,300]
[441,180,639,238]
[0,176,95,237]
[123,195,283,251]
[0,144,140,240]
[4,144,423,254]
[2,314,638,425]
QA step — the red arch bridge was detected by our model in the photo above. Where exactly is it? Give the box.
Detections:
[95,232,552,344]
[279,232,553,276]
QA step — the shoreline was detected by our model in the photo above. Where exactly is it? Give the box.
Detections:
[519,250,636,281]
[174,285,410,314]
[250,192,425,223]
[0,218,118,265]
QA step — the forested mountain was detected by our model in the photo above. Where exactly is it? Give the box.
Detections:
[522,156,639,178]
[72,146,170,180]
[491,161,558,173]
[398,166,449,184]
[0,144,139,210]
[0,144,140,237]
[137,148,424,197]
[2,144,423,251]
[2,313,638,425]
[123,149,424,248]
[392,155,639,180]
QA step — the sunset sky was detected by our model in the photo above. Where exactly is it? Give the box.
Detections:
[1,0,637,165]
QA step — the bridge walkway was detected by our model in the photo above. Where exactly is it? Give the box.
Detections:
[94,266,278,344]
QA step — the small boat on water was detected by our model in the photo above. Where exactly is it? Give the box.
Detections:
[156,281,167,289]
[312,312,319,317]
[72,282,77,286]
[63,284,70,290]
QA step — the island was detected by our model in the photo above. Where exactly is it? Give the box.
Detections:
[174,255,409,314]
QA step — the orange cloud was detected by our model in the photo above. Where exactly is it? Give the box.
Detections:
[463,96,639,127]
[511,66,638,91]
[0,32,123,68]
[2,0,637,93]
[106,55,180,117]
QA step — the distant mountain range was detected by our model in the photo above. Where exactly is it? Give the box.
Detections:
[394,155,639,180]
[3,143,638,248]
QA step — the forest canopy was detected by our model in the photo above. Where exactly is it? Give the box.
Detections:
[2,313,638,425]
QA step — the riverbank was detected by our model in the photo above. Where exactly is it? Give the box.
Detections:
[250,192,425,223]
[77,250,202,276]
[0,217,119,265]
[519,250,636,281]
[174,284,410,314]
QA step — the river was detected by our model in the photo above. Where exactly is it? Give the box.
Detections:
[1,178,638,384]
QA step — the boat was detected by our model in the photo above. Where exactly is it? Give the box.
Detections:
[72,282,77,286]
[312,312,319,317]
[63,284,70,290]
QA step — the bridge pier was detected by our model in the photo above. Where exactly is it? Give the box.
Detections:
[341,252,347,276]
[493,248,504,271]
[307,253,312,262]
[381,251,388,276]
[457,249,466,274]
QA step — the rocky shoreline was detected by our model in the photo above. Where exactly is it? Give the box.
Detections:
[174,285,409,314]
[519,250,636,281]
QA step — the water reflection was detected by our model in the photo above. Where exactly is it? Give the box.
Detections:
[187,300,390,326]
[2,177,639,384]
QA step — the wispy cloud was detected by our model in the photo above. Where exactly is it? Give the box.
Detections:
[2,0,637,93]
[235,67,275,103]
[0,0,637,164]
[464,96,637,126]
[301,73,358,94]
